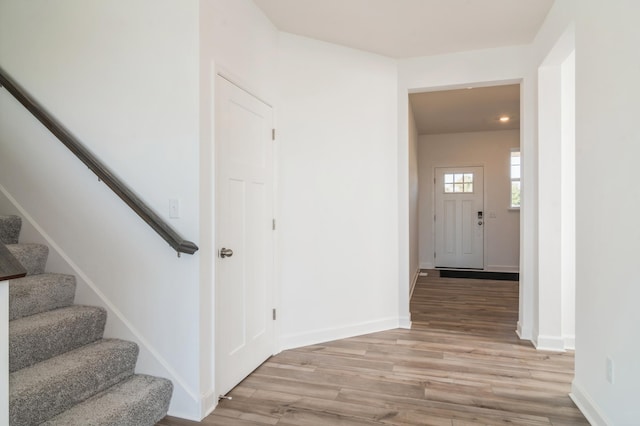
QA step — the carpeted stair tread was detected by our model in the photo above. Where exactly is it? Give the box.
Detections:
[9,273,76,320]
[40,374,173,426]
[0,214,21,244]
[9,338,139,426]
[10,305,106,372]
[5,242,48,275]
[3,212,173,423]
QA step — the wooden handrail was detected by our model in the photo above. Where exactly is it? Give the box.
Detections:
[0,67,198,255]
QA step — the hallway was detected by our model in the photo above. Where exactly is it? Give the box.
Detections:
[159,273,587,425]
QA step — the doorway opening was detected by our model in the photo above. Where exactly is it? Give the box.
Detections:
[409,84,521,271]
[407,82,522,333]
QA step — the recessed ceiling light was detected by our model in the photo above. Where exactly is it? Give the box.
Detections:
[499,116,510,122]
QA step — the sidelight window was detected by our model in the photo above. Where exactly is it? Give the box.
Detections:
[511,150,521,208]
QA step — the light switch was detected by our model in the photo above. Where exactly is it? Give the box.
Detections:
[169,199,180,219]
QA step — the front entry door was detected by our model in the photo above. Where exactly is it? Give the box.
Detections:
[434,166,484,269]
[215,75,274,397]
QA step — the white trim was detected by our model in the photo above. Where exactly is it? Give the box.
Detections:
[570,381,611,426]
[409,267,420,298]
[200,389,218,420]
[398,316,412,329]
[516,320,532,341]
[214,62,274,109]
[0,280,8,426]
[533,334,566,352]
[280,317,400,351]
[563,335,575,350]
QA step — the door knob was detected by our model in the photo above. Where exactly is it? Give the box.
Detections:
[219,248,234,258]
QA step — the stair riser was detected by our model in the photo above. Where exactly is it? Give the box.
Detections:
[6,243,49,275]
[0,215,21,244]
[10,273,76,320]
[9,339,139,426]
[9,306,107,372]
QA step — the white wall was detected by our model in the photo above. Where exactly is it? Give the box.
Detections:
[408,103,420,296]
[560,51,575,350]
[277,33,400,348]
[534,23,577,352]
[570,1,640,424]
[537,57,564,351]
[526,0,640,422]
[417,130,520,271]
[0,0,202,418]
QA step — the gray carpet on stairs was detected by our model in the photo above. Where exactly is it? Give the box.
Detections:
[0,214,21,244]
[9,273,76,320]
[40,374,173,426]
[6,243,49,275]
[3,212,173,424]
[10,305,107,372]
[9,339,139,426]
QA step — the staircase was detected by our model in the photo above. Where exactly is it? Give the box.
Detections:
[1,214,172,425]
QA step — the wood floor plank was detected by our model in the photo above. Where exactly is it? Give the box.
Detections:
[158,273,588,425]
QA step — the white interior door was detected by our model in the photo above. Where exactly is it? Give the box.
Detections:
[434,166,484,269]
[215,75,274,397]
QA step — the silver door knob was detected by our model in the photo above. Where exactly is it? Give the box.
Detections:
[219,248,233,258]
[478,221,483,226]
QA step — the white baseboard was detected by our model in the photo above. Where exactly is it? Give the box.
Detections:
[563,335,575,350]
[200,390,218,420]
[398,316,412,329]
[410,267,420,298]
[280,317,400,351]
[516,321,532,341]
[419,262,434,270]
[570,381,610,426]
[533,334,566,352]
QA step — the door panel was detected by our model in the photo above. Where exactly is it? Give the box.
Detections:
[215,76,274,397]
[443,200,456,254]
[435,166,484,269]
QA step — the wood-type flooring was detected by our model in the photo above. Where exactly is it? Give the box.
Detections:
[158,271,588,425]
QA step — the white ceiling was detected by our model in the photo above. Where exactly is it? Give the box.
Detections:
[253,1,537,135]
[410,84,520,135]
[252,0,554,59]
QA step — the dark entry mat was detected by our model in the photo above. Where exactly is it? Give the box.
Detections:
[438,270,519,281]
